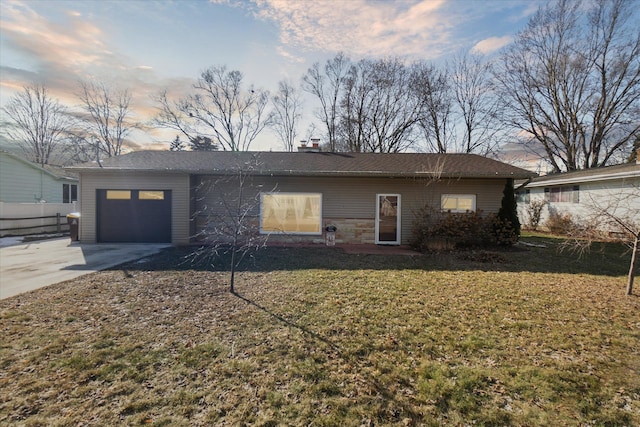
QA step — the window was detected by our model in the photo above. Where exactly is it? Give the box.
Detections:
[139,191,165,200]
[63,184,78,203]
[544,186,579,203]
[441,194,476,213]
[517,189,530,204]
[261,193,322,234]
[106,190,131,200]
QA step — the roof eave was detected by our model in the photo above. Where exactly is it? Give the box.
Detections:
[71,167,533,180]
[526,170,640,187]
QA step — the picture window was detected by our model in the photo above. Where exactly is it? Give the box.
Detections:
[260,193,322,234]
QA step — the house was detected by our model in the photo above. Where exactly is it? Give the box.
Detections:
[0,151,78,204]
[517,158,640,232]
[68,151,534,245]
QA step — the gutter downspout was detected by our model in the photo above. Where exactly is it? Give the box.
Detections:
[39,168,44,202]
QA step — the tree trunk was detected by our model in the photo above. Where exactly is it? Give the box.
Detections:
[230,249,236,294]
[627,234,638,296]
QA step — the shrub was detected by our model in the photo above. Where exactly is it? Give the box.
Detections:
[524,199,547,231]
[545,208,576,235]
[497,179,520,239]
[493,217,520,246]
[411,205,515,252]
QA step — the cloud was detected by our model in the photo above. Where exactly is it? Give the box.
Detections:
[509,1,540,22]
[251,0,455,60]
[471,35,513,54]
[0,1,180,121]
[0,2,113,75]
[275,46,305,63]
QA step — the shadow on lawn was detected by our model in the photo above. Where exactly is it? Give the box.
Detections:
[232,290,424,422]
[117,237,631,278]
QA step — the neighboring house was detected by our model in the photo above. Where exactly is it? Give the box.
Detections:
[69,151,534,245]
[0,151,78,203]
[518,158,640,232]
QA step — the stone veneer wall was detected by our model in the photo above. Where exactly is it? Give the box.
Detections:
[193,216,378,245]
[324,218,376,244]
[243,218,376,245]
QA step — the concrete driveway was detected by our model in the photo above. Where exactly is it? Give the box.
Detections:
[0,237,170,299]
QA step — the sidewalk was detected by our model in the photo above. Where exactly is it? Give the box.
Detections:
[0,237,170,299]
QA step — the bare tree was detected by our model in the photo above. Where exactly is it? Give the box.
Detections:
[496,0,640,172]
[302,53,350,152]
[1,84,72,166]
[63,132,94,164]
[339,59,374,153]
[302,123,319,145]
[154,91,198,145]
[77,80,134,160]
[413,62,455,153]
[271,79,302,152]
[594,195,639,296]
[340,57,421,153]
[155,66,270,152]
[190,155,273,293]
[451,52,503,155]
[560,183,639,295]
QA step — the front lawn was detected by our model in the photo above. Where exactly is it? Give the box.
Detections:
[1,236,638,426]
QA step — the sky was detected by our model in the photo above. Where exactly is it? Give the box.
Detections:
[0,0,545,153]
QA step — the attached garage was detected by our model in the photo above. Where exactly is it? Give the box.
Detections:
[71,169,191,245]
[97,189,172,243]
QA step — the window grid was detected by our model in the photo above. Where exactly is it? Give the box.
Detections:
[260,193,322,235]
[441,194,476,213]
[544,186,579,203]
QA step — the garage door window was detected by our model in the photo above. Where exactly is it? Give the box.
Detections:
[139,191,165,200]
[106,190,131,200]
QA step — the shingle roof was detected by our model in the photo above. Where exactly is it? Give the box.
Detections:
[69,150,535,179]
[526,162,640,187]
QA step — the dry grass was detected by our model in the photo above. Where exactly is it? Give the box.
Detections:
[1,235,639,426]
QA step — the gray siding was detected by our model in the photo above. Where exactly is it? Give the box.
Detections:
[79,172,191,244]
[194,175,507,244]
[0,153,73,203]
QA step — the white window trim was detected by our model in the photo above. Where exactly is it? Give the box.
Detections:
[441,194,477,213]
[260,192,323,235]
[375,194,401,245]
[544,186,580,204]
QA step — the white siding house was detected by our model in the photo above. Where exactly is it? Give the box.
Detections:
[518,159,640,232]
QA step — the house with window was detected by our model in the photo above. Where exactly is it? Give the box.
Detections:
[517,159,640,231]
[0,151,78,204]
[69,150,534,245]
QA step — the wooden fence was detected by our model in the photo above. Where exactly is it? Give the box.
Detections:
[0,202,77,237]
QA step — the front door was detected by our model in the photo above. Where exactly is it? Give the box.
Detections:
[375,194,400,245]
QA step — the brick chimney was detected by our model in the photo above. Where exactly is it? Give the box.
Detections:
[297,139,321,152]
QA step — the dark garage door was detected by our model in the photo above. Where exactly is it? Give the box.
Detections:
[97,190,172,243]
